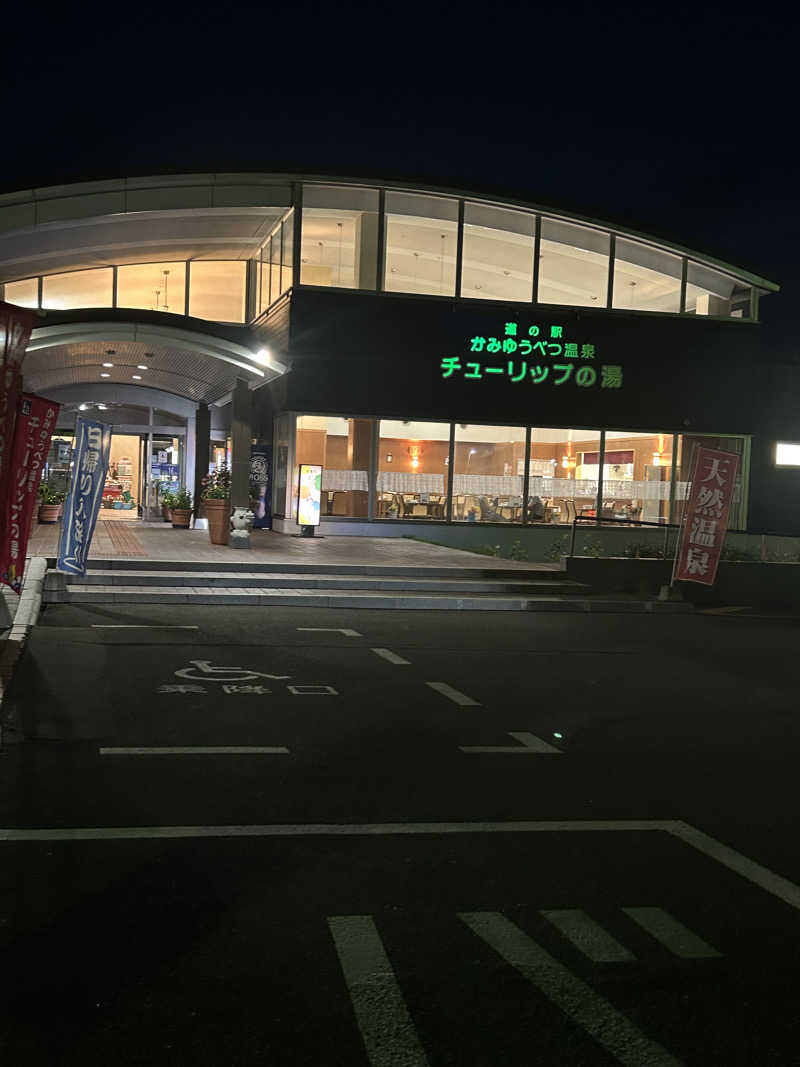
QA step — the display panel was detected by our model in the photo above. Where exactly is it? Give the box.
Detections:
[297,463,322,526]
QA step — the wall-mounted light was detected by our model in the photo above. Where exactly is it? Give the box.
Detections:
[79,403,88,411]
[386,453,393,463]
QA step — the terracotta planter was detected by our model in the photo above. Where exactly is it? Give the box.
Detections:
[171,508,192,529]
[38,504,61,524]
[162,506,173,523]
[204,498,230,545]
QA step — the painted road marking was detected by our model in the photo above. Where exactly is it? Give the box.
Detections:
[371,647,410,665]
[175,660,290,682]
[460,731,561,754]
[90,624,200,629]
[1,819,800,917]
[461,912,681,1066]
[541,909,635,962]
[623,907,722,958]
[99,746,290,755]
[426,682,480,706]
[328,915,429,1067]
[297,627,362,637]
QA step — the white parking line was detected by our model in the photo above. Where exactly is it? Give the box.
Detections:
[99,746,289,755]
[541,909,635,962]
[297,627,362,637]
[328,915,429,1066]
[371,648,410,665]
[91,625,200,629]
[461,912,681,1066]
[426,682,480,706]
[460,732,561,754]
[622,906,721,958]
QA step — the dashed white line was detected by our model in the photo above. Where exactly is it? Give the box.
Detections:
[371,647,410,665]
[99,746,289,755]
[328,915,430,1066]
[460,731,561,754]
[622,906,721,958]
[541,909,635,962]
[296,627,362,637]
[426,682,480,706]
[461,912,681,1066]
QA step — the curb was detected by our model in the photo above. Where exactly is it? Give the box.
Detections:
[0,557,47,711]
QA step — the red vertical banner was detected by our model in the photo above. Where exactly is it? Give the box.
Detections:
[674,446,740,586]
[0,394,60,593]
[0,301,36,517]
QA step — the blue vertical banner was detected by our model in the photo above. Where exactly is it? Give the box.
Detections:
[250,441,272,529]
[57,417,112,576]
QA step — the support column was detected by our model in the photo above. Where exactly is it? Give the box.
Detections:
[231,379,252,510]
[193,403,211,524]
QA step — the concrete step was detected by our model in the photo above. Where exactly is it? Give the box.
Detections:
[42,557,566,580]
[52,584,692,612]
[45,569,589,596]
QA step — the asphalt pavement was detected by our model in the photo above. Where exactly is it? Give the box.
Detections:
[2,603,800,1065]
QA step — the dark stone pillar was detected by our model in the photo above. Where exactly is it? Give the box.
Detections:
[193,403,211,515]
[231,379,252,509]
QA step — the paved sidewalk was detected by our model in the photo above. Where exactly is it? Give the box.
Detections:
[27,521,556,570]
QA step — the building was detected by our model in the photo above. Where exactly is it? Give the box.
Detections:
[0,173,791,541]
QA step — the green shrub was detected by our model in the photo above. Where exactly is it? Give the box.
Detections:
[473,543,502,557]
[545,534,569,562]
[173,488,193,510]
[720,545,760,562]
[623,541,664,559]
[581,537,604,558]
[510,540,529,561]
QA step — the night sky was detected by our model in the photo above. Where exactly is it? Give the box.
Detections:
[3,2,797,341]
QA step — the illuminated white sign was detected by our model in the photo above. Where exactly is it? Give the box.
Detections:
[297,464,322,526]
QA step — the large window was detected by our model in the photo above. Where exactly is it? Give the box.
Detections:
[528,428,601,524]
[613,239,682,313]
[599,431,675,524]
[461,203,535,303]
[538,218,609,308]
[377,420,449,519]
[188,261,246,323]
[453,425,525,522]
[2,277,38,307]
[42,268,113,310]
[295,415,370,519]
[117,262,186,314]
[384,192,458,296]
[685,262,748,318]
[300,186,379,291]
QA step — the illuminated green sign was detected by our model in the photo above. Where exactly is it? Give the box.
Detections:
[440,321,623,389]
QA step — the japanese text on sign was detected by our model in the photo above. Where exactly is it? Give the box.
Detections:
[674,447,740,586]
[440,321,623,390]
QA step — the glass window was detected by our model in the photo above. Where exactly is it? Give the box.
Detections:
[599,431,675,524]
[377,420,449,520]
[188,261,246,323]
[460,203,535,302]
[270,228,282,305]
[613,239,682,313]
[300,186,379,290]
[3,277,38,308]
[675,434,749,531]
[538,218,609,308]
[295,415,370,519]
[685,262,744,317]
[42,268,113,310]
[528,428,601,524]
[453,425,525,522]
[117,262,186,314]
[776,442,800,467]
[281,211,294,294]
[384,192,458,296]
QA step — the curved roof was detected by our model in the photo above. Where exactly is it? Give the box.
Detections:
[0,172,779,292]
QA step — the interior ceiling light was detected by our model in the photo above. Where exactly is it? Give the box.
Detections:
[137,364,148,370]
[102,361,113,367]
[100,372,110,378]
[97,404,108,410]
[132,374,142,380]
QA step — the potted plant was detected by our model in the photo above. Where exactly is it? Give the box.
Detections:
[171,488,193,528]
[161,489,176,523]
[37,483,64,524]
[200,465,231,545]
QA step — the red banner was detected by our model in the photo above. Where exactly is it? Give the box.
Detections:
[0,394,60,593]
[674,446,740,586]
[0,301,36,529]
